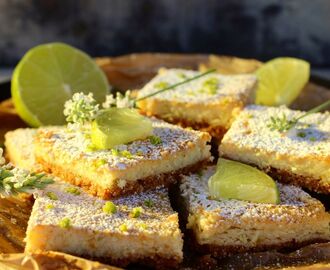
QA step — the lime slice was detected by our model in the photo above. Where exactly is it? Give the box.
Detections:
[255,57,310,106]
[91,108,153,149]
[208,158,280,204]
[12,43,109,127]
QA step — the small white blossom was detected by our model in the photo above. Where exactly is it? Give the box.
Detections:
[4,167,29,189]
[0,148,5,166]
[103,91,135,109]
[64,92,99,124]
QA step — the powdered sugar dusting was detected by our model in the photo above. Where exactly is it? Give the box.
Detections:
[37,118,210,170]
[180,166,324,223]
[137,69,256,103]
[223,105,330,157]
[29,181,178,236]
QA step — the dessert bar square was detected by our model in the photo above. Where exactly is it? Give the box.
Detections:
[220,105,330,194]
[180,166,330,257]
[26,182,183,268]
[137,68,257,141]
[34,119,211,199]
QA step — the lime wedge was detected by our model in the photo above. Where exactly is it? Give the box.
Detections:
[91,108,153,149]
[12,43,109,127]
[208,158,280,204]
[255,57,310,106]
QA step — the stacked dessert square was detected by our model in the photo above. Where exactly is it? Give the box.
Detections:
[4,68,330,269]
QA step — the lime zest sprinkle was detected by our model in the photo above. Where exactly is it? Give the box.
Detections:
[119,223,128,232]
[139,223,148,230]
[297,131,307,138]
[177,72,187,79]
[86,144,97,152]
[144,199,154,207]
[136,151,144,156]
[95,159,108,168]
[65,187,81,196]
[199,77,219,95]
[59,217,71,229]
[148,135,162,145]
[121,150,133,159]
[103,201,117,214]
[154,81,170,90]
[130,207,143,218]
[46,191,58,201]
[310,136,316,142]
[45,204,54,210]
[111,149,136,159]
[111,149,120,156]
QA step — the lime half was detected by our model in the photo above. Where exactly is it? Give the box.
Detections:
[208,158,280,204]
[255,57,310,106]
[12,43,109,127]
[91,108,153,150]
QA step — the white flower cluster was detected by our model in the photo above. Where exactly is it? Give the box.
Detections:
[103,91,135,109]
[3,167,30,190]
[64,92,99,124]
[0,148,5,166]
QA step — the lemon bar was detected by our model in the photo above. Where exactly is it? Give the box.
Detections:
[137,69,257,141]
[34,119,211,199]
[25,182,183,268]
[220,105,330,194]
[180,166,330,257]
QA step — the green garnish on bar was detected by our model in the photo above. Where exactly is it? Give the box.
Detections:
[103,201,117,214]
[208,158,280,204]
[130,207,143,218]
[0,149,54,196]
[65,187,81,196]
[45,204,54,210]
[267,99,330,132]
[59,217,71,229]
[199,77,219,95]
[46,191,58,201]
[148,135,162,145]
[144,198,154,207]
[119,223,128,232]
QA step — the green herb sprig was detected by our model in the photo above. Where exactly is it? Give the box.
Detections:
[267,99,330,132]
[0,166,54,196]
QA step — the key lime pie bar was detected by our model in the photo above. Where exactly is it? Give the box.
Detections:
[34,118,211,199]
[220,105,330,194]
[180,166,330,257]
[25,182,183,268]
[137,69,257,141]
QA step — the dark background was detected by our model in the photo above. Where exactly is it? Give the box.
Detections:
[0,0,330,68]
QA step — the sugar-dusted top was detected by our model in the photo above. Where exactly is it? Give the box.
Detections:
[222,105,330,157]
[180,166,324,223]
[29,181,178,236]
[137,68,257,103]
[36,118,210,170]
